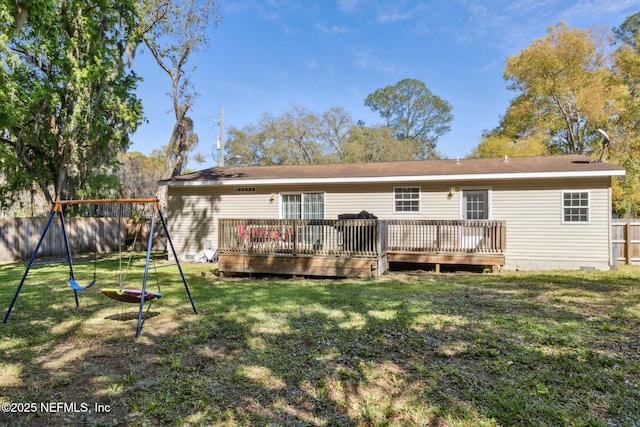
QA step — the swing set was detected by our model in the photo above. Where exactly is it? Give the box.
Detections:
[2,198,197,338]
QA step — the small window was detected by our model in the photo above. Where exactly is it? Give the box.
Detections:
[394,187,420,212]
[563,191,589,223]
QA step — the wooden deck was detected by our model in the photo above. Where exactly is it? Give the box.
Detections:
[217,218,506,277]
[387,219,506,272]
[218,219,388,278]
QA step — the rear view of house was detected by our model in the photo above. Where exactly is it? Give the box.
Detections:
[159,155,625,276]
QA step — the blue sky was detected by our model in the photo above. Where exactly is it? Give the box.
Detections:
[129,0,640,168]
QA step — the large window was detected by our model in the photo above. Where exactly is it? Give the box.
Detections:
[281,193,324,219]
[563,191,589,223]
[282,193,324,245]
[394,187,420,212]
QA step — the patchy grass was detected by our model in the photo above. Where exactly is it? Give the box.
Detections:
[1,259,639,426]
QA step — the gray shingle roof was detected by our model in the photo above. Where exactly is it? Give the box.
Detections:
[160,154,625,186]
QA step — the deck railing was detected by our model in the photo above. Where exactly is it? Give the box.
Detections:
[387,219,506,253]
[219,218,387,257]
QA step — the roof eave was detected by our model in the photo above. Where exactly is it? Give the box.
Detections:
[159,169,625,187]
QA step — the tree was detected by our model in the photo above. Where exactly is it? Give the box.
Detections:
[0,0,143,206]
[140,0,221,180]
[343,124,412,163]
[613,11,640,47]
[469,129,547,158]
[278,104,325,164]
[117,150,165,199]
[472,19,639,216]
[226,103,424,165]
[610,13,640,216]
[320,106,353,163]
[364,78,453,159]
[224,121,271,166]
[500,22,623,155]
[225,104,327,166]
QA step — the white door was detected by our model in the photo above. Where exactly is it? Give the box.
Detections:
[462,189,488,219]
[461,189,488,249]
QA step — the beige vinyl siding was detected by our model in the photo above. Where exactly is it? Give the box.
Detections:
[167,185,281,260]
[490,177,611,270]
[324,182,458,219]
[167,182,455,259]
[166,176,613,270]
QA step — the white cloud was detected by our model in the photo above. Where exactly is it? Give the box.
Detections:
[351,47,397,72]
[563,0,640,21]
[225,0,311,21]
[315,23,353,34]
[376,3,428,24]
[478,59,503,73]
[455,0,566,52]
[377,12,412,23]
[458,0,640,52]
[338,0,362,13]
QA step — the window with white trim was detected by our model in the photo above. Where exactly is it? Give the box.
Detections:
[281,193,324,219]
[394,187,420,212]
[563,191,589,223]
[282,193,324,245]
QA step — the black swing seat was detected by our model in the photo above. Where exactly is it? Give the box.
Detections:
[100,288,162,303]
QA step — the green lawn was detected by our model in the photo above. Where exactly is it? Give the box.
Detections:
[1,259,639,426]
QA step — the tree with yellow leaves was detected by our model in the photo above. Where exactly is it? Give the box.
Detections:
[474,22,627,158]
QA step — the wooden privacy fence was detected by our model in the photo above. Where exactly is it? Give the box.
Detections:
[387,219,506,253]
[612,219,640,265]
[0,217,166,263]
[219,218,387,257]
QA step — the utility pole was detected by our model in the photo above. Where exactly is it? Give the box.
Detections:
[217,105,225,167]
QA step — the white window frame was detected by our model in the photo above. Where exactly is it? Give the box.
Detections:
[279,192,325,219]
[393,186,421,214]
[562,190,590,224]
[459,187,492,220]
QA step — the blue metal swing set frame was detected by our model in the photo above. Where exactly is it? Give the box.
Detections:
[2,198,198,338]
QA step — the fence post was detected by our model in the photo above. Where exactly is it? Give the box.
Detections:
[626,221,632,265]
